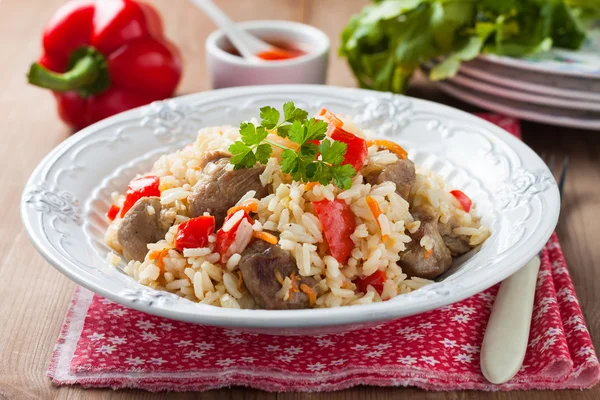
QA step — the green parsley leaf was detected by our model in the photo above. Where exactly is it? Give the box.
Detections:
[255,143,273,164]
[331,164,356,189]
[260,106,280,129]
[239,122,268,146]
[229,103,354,189]
[304,161,331,184]
[229,141,256,169]
[299,142,318,159]
[305,118,328,142]
[319,139,347,165]
[288,120,306,144]
[283,101,308,123]
[280,149,299,174]
[276,124,291,138]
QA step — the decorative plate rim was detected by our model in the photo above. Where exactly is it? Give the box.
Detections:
[21,85,560,330]
[435,80,600,130]
[479,53,600,79]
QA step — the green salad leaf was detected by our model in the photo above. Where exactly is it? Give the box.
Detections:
[340,0,597,93]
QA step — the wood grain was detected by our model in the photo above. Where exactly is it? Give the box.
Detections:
[0,0,598,399]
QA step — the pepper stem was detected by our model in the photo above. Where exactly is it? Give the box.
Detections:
[27,46,110,96]
[28,56,99,92]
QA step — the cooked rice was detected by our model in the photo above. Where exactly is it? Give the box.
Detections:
[105,117,490,309]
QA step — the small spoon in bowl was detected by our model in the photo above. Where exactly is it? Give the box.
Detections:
[190,0,298,62]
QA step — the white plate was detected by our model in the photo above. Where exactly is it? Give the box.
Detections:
[459,59,600,102]
[460,61,600,101]
[441,70,600,112]
[479,27,600,78]
[435,80,600,130]
[21,85,560,335]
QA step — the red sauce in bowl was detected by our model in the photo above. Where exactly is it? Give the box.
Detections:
[222,39,307,61]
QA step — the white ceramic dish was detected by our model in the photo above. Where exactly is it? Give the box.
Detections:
[435,80,600,130]
[458,61,600,102]
[205,20,329,88]
[21,85,560,335]
[479,27,600,78]
[439,69,600,112]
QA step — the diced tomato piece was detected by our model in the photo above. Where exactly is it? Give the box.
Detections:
[175,216,216,251]
[107,204,120,221]
[215,211,253,256]
[450,190,472,213]
[330,127,368,172]
[313,199,356,263]
[120,176,161,217]
[356,270,387,295]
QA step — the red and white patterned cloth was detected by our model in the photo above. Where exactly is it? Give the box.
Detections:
[47,115,599,392]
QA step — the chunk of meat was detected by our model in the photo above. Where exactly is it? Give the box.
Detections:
[197,150,230,170]
[117,197,170,262]
[399,206,452,280]
[364,158,416,200]
[238,239,319,310]
[188,156,268,227]
[438,218,472,256]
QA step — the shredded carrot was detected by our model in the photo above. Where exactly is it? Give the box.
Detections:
[367,196,390,244]
[227,202,258,216]
[289,272,300,294]
[366,139,408,160]
[149,248,170,271]
[237,271,244,291]
[305,182,319,191]
[252,230,278,245]
[366,196,382,221]
[299,283,317,306]
[424,249,433,259]
[318,108,344,129]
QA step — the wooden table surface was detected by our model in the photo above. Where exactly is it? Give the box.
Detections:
[1,0,599,399]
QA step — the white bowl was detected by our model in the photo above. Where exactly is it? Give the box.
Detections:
[205,20,329,88]
[21,85,560,335]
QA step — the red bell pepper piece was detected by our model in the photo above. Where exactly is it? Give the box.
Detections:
[27,0,182,130]
[216,211,253,256]
[107,204,120,221]
[175,216,216,251]
[356,270,386,295]
[450,190,472,213]
[120,175,161,217]
[313,199,356,263]
[319,108,368,172]
[330,127,368,172]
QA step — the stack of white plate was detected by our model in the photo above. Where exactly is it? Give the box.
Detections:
[427,29,600,130]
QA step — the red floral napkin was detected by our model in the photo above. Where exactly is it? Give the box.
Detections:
[47,115,599,392]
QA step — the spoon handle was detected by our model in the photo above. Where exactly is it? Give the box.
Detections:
[480,255,541,384]
[190,0,266,60]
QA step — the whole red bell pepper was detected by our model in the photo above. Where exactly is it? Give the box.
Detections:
[27,0,182,130]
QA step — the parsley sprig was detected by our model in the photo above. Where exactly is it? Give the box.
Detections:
[228,102,356,189]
